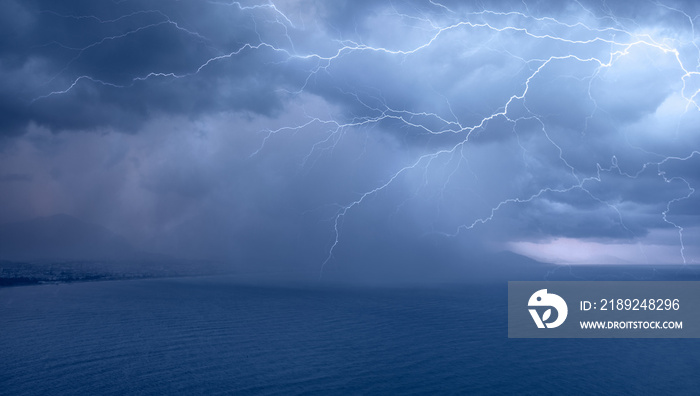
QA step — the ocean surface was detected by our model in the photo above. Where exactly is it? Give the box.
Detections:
[1,276,699,395]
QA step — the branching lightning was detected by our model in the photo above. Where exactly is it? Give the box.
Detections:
[29,1,700,275]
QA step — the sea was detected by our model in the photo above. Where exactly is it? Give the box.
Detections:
[1,274,699,395]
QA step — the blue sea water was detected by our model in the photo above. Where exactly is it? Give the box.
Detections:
[1,276,698,395]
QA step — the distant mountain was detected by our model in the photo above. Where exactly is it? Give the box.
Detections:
[0,214,140,261]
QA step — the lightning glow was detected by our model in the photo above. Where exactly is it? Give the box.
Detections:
[24,1,700,276]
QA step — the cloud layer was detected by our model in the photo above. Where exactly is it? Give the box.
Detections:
[2,0,700,280]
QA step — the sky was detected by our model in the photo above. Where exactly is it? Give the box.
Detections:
[1,0,700,281]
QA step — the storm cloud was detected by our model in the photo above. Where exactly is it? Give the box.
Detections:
[1,0,700,281]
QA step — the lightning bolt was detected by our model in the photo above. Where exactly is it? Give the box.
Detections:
[27,1,700,276]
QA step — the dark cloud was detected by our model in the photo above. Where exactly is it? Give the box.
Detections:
[0,0,303,134]
[1,0,699,279]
